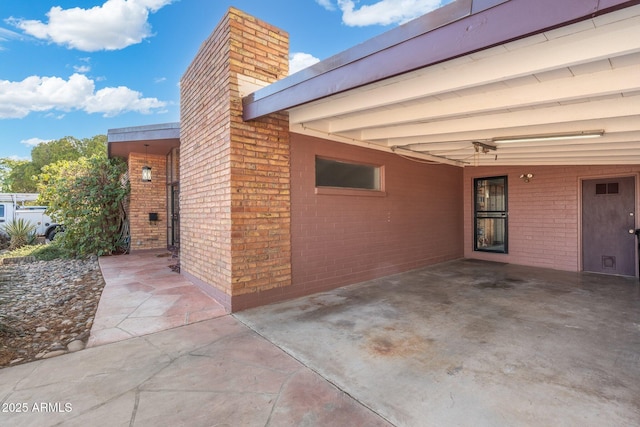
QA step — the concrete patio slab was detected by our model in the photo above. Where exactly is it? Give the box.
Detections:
[4,255,639,426]
[88,251,227,347]
[1,316,388,427]
[236,259,640,427]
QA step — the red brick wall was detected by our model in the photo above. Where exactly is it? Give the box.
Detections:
[464,165,640,271]
[128,153,167,251]
[180,7,290,310]
[289,134,464,294]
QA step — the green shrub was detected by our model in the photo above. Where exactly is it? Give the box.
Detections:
[3,219,37,250]
[0,241,69,261]
[31,243,68,260]
[37,155,129,257]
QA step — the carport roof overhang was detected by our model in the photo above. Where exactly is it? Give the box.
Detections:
[107,122,180,159]
[243,0,640,167]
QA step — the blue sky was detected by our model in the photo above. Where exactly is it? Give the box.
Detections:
[0,0,450,160]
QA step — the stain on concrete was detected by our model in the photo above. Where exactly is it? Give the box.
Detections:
[363,330,432,359]
[474,280,514,289]
[447,365,463,376]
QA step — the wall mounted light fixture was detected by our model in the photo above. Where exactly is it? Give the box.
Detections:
[142,144,152,182]
[493,130,604,144]
[519,173,534,183]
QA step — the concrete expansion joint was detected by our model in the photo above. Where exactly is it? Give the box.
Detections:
[264,370,295,426]
[232,314,394,426]
[129,389,141,427]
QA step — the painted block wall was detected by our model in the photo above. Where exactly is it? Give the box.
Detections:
[463,165,640,271]
[289,134,465,294]
[128,152,167,251]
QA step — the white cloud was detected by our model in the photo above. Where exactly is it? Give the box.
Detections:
[21,137,51,147]
[7,155,30,161]
[7,0,173,51]
[0,26,22,41]
[316,0,336,10]
[154,77,167,83]
[0,73,166,119]
[289,52,321,75]
[83,86,165,117]
[336,0,447,26]
[44,112,66,119]
[73,65,91,73]
[0,26,23,50]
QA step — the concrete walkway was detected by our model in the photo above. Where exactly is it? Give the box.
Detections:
[88,251,227,347]
[1,316,388,426]
[1,251,387,426]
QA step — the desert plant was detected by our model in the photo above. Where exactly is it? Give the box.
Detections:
[3,219,37,250]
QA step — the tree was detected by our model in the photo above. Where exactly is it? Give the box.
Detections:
[31,135,107,169]
[7,162,39,193]
[3,135,107,193]
[0,158,29,192]
[75,135,108,159]
[37,155,129,257]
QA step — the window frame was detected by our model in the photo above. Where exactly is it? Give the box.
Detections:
[314,156,386,196]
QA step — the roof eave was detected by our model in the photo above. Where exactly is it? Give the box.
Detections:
[107,122,180,158]
[242,0,640,121]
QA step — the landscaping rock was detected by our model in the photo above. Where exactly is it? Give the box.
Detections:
[41,350,66,359]
[2,256,36,265]
[0,258,106,367]
[67,340,85,352]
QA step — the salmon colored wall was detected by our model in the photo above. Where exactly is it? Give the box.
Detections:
[290,134,464,295]
[463,165,640,272]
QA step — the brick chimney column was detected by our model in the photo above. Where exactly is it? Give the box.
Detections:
[180,8,291,311]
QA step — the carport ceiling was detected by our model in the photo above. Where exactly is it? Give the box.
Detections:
[287,6,640,167]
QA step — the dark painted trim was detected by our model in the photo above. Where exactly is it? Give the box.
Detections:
[243,0,640,120]
[107,122,180,158]
[182,270,232,314]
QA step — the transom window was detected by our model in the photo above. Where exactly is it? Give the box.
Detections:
[315,157,381,191]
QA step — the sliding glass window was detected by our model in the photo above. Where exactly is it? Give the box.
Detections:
[474,176,508,253]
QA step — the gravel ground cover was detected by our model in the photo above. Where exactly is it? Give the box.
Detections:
[0,257,105,368]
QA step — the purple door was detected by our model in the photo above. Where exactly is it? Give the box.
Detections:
[582,177,637,276]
